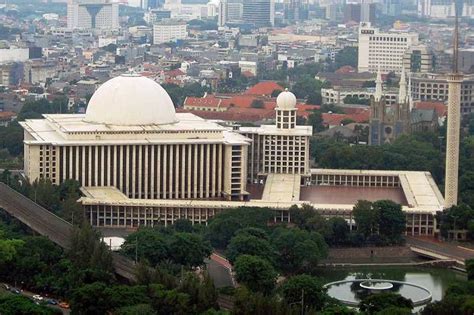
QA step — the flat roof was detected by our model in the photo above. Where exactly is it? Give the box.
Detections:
[80,169,444,214]
[21,113,251,146]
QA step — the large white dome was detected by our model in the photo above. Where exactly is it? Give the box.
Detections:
[276,89,297,110]
[84,74,178,126]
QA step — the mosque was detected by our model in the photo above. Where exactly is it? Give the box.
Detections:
[20,74,444,236]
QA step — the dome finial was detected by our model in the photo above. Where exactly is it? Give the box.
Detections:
[277,89,297,110]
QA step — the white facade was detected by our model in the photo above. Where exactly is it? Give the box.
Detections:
[67,0,119,30]
[358,22,419,74]
[153,21,187,44]
[0,47,29,64]
[418,0,474,18]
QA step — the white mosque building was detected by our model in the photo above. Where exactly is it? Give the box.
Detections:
[21,74,444,236]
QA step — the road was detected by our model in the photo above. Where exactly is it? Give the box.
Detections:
[0,183,137,281]
[406,236,474,263]
[1,282,70,314]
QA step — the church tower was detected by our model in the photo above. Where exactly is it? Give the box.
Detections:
[445,4,463,208]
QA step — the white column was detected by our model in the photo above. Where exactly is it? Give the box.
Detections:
[100,146,105,186]
[169,145,174,199]
[132,145,136,198]
[138,145,142,199]
[217,144,222,196]
[94,146,98,186]
[187,145,192,198]
[116,146,120,190]
[212,144,216,197]
[107,146,111,186]
[193,145,198,198]
[125,145,130,196]
[87,146,92,186]
[144,145,149,199]
[181,145,185,198]
[163,145,168,199]
[157,145,161,198]
[199,144,204,198]
[75,146,79,182]
[205,144,210,198]
[150,145,155,199]
[175,144,180,199]
[62,147,66,181]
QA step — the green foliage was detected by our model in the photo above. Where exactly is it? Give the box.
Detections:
[359,292,413,315]
[282,274,328,310]
[343,95,370,105]
[17,98,68,121]
[374,200,406,242]
[226,230,275,264]
[70,282,112,315]
[438,204,474,238]
[271,227,327,274]
[162,83,209,107]
[291,76,325,105]
[467,259,474,281]
[234,255,277,294]
[121,227,211,268]
[0,293,60,315]
[206,207,273,248]
[334,47,358,69]
[0,121,23,156]
[116,304,157,315]
[0,237,23,264]
[251,99,265,109]
[232,287,290,315]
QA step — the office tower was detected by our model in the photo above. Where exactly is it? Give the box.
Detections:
[67,0,119,30]
[284,0,309,23]
[358,22,419,74]
[153,20,187,44]
[242,0,274,27]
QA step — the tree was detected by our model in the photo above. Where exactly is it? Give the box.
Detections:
[353,200,379,238]
[307,110,326,133]
[251,99,265,109]
[271,227,327,274]
[178,272,218,313]
[373,200,405,243]
[121,228,169,266]
[359,292,413,315]
[0,294,60,315]
[226,232,275,264]
[292,76,325,105]
[334,47,358,69]
[282,274,328,310]
[149,285,190,315]
[70,282,112,315]
[0,237,23,264]
[234,255,277,294]
[325,217,350,245]
[467,259,474,280]
[168,232,212,267]
[232,287,290,315]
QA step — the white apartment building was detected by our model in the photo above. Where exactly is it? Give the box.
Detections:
[418,0,474,19]
[358,22,419,74]
[153,21,187,44]
[67,0,119,30]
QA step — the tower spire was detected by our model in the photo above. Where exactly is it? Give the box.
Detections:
[375,66,383,102]
[398,66,407,103]
[444,0,463,208]
[453,0,460,74]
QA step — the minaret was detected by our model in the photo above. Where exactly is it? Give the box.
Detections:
[444,4,463,208]
[398,66,407,104]
[275,89,297,129]
[375,67,383,102]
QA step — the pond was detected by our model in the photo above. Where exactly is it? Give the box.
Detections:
[316,266,466,309]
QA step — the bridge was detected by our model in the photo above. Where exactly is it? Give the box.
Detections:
[0,182,137,281]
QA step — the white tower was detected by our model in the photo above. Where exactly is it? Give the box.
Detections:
[374,67,383,102]
[276,89,297,129]
[398,66,408,104]
[444,5,463,208]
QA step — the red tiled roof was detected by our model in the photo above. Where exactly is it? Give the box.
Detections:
[414,101,447,118]
[335,65,356,74]
[244,81,284,96]
[0,111,16,120]
[322,111,370,126]
[165,69,185,77]
[181,107,275,122]
[241,70,255,78]
[184,95,222,108]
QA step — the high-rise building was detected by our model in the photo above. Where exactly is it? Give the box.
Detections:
[402,45,435,74]
[284,0,309,23]
[67,0,119,30]
[153,20,187,44]
[242,0,274,28]
[219,0,244,26]
[381,0,402,16]
[358,22,419,74]
[344,2,375,23]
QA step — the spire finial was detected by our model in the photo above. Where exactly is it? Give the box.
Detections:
[453,0,460,73]
[375,66,383,101]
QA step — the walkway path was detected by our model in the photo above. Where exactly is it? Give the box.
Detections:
[406,236,474,265]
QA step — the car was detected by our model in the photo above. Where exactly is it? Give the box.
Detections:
[46,299,58,305]
[9,287,21,294]
[59,302,70,309]
[32,294,44,301]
